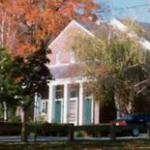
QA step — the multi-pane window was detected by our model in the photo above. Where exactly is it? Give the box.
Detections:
[42,101,48,113]
[55,85,64,99]
[70,90,78,98]
[56,51,61,64]
[69,85,78,99]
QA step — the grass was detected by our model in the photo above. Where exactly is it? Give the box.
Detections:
[1,140,150,150]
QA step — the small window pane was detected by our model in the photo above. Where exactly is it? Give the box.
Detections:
[55,85,64,99]
[70,90,78,98]
[56,51,61,64]
[42,101,48,113]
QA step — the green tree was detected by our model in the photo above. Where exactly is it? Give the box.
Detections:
[0,48,19,121]
[12,47,51,142]
[0,0,99,142]
[71,27,148,118]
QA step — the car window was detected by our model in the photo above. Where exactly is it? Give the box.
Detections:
[120,115,133,121]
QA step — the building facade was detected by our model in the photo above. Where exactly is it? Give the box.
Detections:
[34,19,150,125]
[34,20,100,125]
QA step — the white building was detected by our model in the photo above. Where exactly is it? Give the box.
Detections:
[34,19,150,125]
[34,20,101,125]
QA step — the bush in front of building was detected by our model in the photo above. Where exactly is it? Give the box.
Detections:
[74,124,111,137]
[0,122,72,136]
[28,123,72,136]
[0,122,111,137]
[0,122,21,135]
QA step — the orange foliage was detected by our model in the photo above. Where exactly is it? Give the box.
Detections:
[0,0,99,57]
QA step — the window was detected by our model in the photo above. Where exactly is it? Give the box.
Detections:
[69,84,79,99]
[55,85,64,99]
[42,101,48,113]
[70,51,75,63]
[70,90,78,98]
[56,50,61,64]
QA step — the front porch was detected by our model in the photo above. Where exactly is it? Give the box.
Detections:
[34,78,100,125]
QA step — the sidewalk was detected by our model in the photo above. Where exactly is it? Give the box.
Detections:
[0,134,147,143]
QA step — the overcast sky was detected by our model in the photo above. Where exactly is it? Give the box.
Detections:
[96,0,150,23]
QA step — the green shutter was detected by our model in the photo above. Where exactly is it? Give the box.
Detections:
[54,101,61,123]
[84,98,92,124]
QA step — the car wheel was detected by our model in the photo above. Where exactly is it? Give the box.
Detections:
[132,128,139,137]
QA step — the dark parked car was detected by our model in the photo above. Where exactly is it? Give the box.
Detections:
[111,114,150,136]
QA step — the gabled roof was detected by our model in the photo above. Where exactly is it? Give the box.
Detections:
[48,20,94,51]
[110,18,150,51]
[49,18,150,52]
[48,18,150,80]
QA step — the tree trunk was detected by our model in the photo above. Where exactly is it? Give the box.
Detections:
[21,107,28,142]
[3,101,7,122]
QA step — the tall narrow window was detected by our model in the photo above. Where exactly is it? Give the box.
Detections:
[42,101,48,113]
[70,51,75,63]
[56,50,61,64]
[55,85,64,99]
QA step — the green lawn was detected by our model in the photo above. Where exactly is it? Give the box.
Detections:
[1,140,150,150]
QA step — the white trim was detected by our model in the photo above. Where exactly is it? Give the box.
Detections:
[69,97,78,101]
[91,95,94,124]
[48,20,94,50]
[63,83,68,123]
[94,100,100,124]
[48,77,87,86]
[34,92,38,122]
[71,20,94,37]
[54,98,63,101]
[47,63,71,68]
[48,85,54,123]
[79,81,84,125]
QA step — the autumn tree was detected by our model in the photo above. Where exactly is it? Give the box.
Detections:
[0,0,99,142]
[0,0,99,56]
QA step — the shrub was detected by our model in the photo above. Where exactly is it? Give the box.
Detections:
[0,122,21,135]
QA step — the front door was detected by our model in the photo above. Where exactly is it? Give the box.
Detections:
[54,85,63,123]
[54,101,61,123]
[84,97,92,124]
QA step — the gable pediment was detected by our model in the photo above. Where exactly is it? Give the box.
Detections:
[48,20,93,52]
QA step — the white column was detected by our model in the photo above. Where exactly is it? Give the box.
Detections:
[79,82,84,125]
[34,92,38,122]
[48,84,54,123]
[63,83,68,123]
[94,100,100,124]
[91,95,94,124]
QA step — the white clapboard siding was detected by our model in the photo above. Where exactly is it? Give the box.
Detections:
[68,99,77,123]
